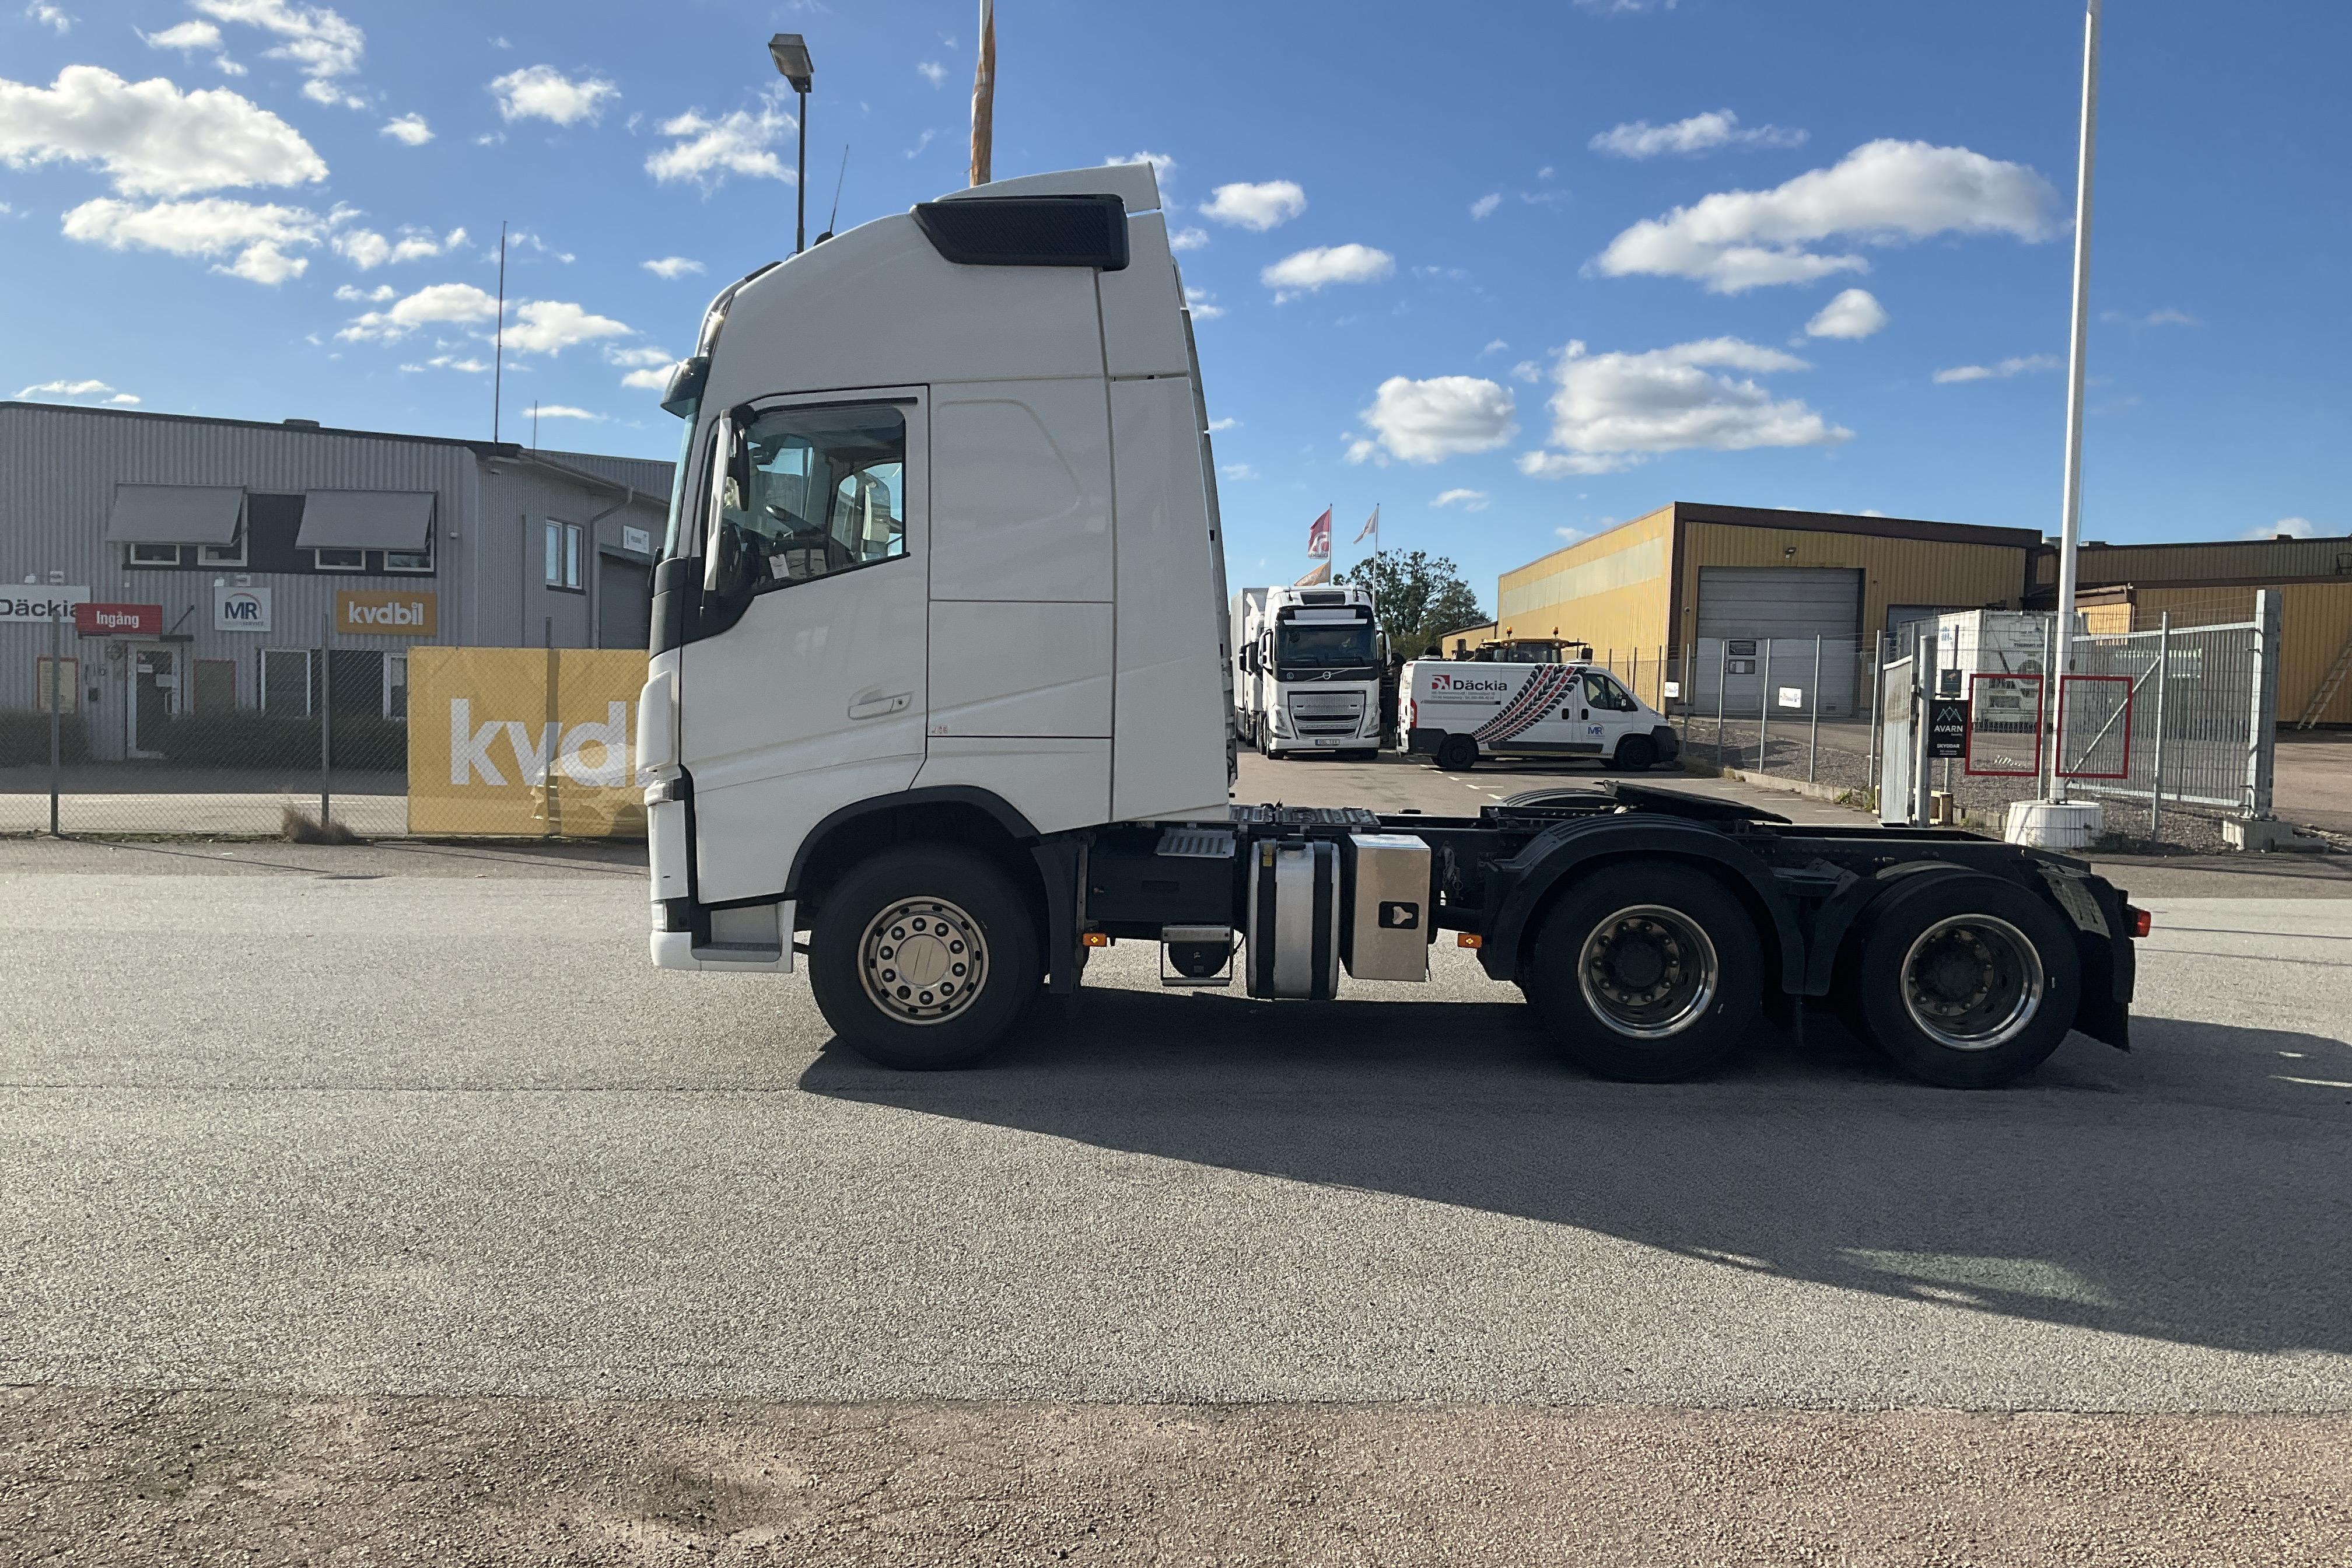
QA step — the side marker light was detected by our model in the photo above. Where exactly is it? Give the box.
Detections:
[1458,933,1483,949]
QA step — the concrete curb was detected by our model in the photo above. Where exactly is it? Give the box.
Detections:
[1690,765,1870,811]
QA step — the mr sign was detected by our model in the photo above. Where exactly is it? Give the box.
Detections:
[214,583,272,632]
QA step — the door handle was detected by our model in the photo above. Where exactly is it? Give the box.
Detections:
[848,690,912,720]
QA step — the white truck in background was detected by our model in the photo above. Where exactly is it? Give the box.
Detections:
[1231,583,1384,761]
[631,162,2142,1093]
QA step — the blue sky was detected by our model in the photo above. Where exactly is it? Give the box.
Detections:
[4,0,2346,605]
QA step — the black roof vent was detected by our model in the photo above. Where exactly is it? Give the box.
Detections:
[913,194,1129,271]
[283,418,321,428]
[1298,589,1346,605]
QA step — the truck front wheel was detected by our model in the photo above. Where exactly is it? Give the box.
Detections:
[808,846,1041,1070]
[1843,874,2079,1088]
[1524,866,1763,1082]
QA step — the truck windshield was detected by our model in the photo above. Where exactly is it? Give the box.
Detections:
[1278,622,1377,673]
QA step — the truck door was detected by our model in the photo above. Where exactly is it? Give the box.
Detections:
[678,391,929,904]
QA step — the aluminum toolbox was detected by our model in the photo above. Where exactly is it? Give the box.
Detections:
[1342,833,1432,981]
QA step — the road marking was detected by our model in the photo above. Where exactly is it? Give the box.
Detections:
[2275,1076,2352,1090]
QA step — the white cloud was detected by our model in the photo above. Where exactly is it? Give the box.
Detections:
[15,377,136,401]
[1590,109,1805,159]
[646,96,794,187]
[503,299,631,355]
[331,222,462,270]
[1349,376,1516,466]
[641,256,704,279]
[398,354,488,374]
[2248,517,2321,540]
[917,61,947,87]
[606,345,674,368]
[0,65,326,195]
[144,20,222,51]
[1520,337,1849,474]
[380,111,430,145]
[621,366,676,390]
[2102,306,2199,329]
[332,282,393,302]
[1200,179,1306,231]
[1510,359,1542,384]
[1106,150,1174,177]
[1219,463,1257,481]
[25,3,72,34]
[195,0,363,104]
[1262,243,1393,302]
[61,194,325,282]
[1593,139,2058,293]
[1933,354,2059,384]
[1469,192,1501,220]
[337,280,499,341]
[1184,286,1223,321]
[1479,338,1508,356]
[530,404,603,421]
[1167,226,1208,251]
[1804,287,1888,340]
[1432,488,1490,512]
[1206,416,1238,432]
[904,128,936,159]
[490,64,618,126]
[1574,0,1678,10]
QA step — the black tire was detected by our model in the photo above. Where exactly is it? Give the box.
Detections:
[1523,864,1764,1082]
[1435,733,1479,771]
[1611,734,1658,773]
[808,846,1041,1070]
[1846,873,2080,1089]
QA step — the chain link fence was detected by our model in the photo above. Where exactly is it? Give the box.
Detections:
[2,621,648,838]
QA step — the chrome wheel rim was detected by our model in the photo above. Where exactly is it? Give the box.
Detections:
[1901,914,2044,1051]
[1577,904,1718,1039]
[858,897,987,1027]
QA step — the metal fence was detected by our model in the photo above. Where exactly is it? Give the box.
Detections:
[1874,597,2281,850]
[3,620,647,839]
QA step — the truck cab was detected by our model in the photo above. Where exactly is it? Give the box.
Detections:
[1233,583,1384,760]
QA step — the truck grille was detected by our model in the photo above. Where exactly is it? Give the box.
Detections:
[1287,691,1366,736]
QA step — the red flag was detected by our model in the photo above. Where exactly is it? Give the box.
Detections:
[1306,506,1332,559]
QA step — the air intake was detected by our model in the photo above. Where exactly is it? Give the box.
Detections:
[913,195,1129,271]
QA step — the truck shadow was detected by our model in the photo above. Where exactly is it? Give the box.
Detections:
[800,991,2352,1359]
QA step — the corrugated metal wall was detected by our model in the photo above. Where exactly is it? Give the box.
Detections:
[1678,521,2029,650]
[2118,582,2352,724]
[1494,507,1675,657]
[2070,537,2352,587]
[0,403,669,739]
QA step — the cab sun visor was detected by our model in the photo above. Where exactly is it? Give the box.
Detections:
[912,194,1129,271]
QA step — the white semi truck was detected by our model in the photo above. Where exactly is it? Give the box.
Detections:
[634,163,2142,1089]
[1231,583,1384,760]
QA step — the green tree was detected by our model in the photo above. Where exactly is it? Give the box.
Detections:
[1338,550,1489,659]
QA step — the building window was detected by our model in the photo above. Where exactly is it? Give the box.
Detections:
[261,648,314,715]
[383,528,433,574]
[545,519,583,591]
[198,522,247,567]
[386,652,408,719]
[127,542,183,568]
[313,547,366,572]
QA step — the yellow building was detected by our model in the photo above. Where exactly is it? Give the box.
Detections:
[1496,502,2040,665]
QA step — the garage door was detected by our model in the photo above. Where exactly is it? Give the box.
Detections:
[1695,566,1863,717]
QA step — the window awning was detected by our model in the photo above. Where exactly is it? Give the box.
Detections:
[105,485,245,545]
[296,491,435,551]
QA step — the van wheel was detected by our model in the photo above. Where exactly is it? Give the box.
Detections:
[1435,734,1479,771]
[1524,865,1763,1082]
[1611,735,1657,772]
[808,846,1040,1070]
[1846,873,2079,1088]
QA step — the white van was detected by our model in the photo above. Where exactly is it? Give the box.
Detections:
[1401,654,1680,772]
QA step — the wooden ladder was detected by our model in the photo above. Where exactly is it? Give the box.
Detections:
[2297,629,2352,729]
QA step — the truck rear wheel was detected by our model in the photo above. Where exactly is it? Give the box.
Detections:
[1435,733,1479,771]
[1845,874,2079,1088]
[1524,865,1763,1081]
[808,846,1040,1071]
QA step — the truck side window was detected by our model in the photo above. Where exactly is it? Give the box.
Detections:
[1583,671,1638,712]
[712,403,907,600]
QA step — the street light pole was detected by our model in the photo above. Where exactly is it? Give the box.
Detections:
[2047,0,2101,803]
[769,33,814,254]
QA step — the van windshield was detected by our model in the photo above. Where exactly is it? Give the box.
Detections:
[1278,621,1377,676]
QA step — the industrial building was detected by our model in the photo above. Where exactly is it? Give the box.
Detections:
[1494,501,2352,726]
[0,401,671,760]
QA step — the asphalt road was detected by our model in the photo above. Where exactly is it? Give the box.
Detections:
[4,843,2350,1413]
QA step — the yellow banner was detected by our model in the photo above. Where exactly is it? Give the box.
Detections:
[406,646,649,837]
